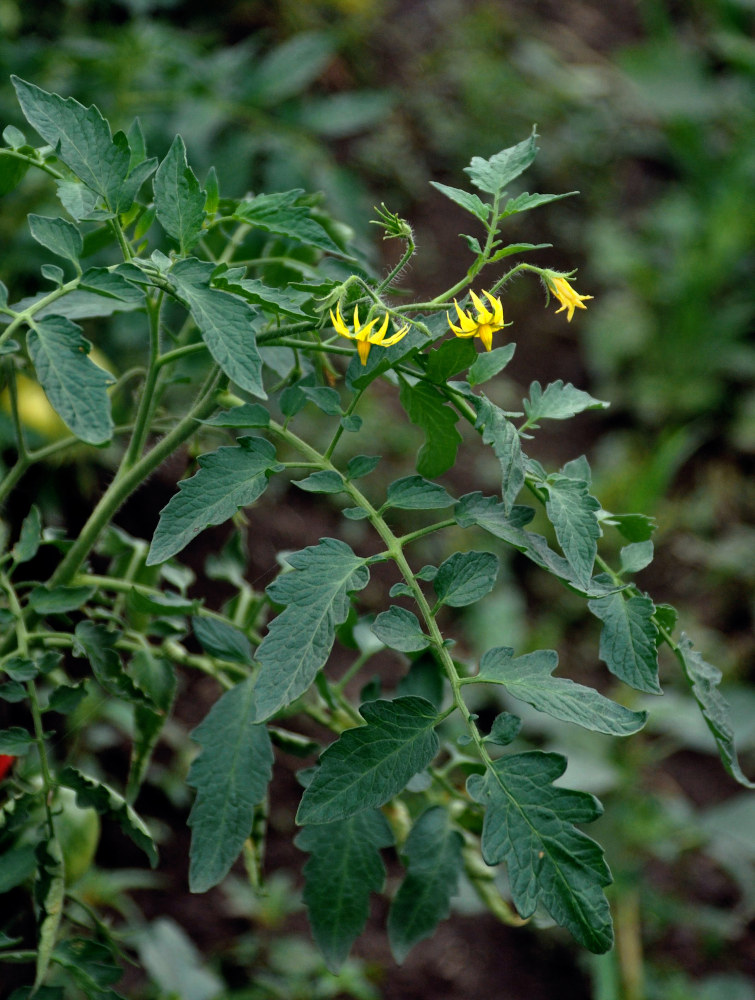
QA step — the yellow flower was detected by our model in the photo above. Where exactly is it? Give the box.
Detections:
[546,274,593,322]
[447,290,504,351]
[329,305,409,365]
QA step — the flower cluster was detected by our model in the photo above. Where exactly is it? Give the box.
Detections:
[330,305,410,365]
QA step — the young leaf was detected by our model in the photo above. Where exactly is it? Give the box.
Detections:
[147,437,278,565]
[475,647,647,736]
[372,606,431,652]
[154,135,206,255]
[676,635,755,789]
[192,616,253,665]
[12,77,130,211]
[296,697,440,825]
[464,128,538,196]
[398,378,462,478]
[59,766,158,865]
[587,592,661,694]
[253,539,370,721]
[467,751,613,953]
[28,215,83,265]
[188,678,274,892]
[433,550,499,607]
[542,475,601,590]
[468,343,516,386]
[168,258,265,399]
[388,807,464,963]
[501,191,577,217]
[429,181,491,223]
[27,315,114,445]
[523,380,609,426]
[473,396,525,514]
[296,809,393,972]
[384,475,455,511]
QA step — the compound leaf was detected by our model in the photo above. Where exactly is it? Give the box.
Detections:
[296,809,393,972]
[587,592,661,694]
[475,646,647,735]
[188,678,274,892]
[296,697,440,824]
[147,437,278,565]
[388,807,463,962]
[253,539,369,721]
[154,135,205,254]
[467,752,613,953]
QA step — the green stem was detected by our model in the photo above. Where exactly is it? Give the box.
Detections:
[376,234,416,294]
[0,276,83,348]
[122,290,164,470]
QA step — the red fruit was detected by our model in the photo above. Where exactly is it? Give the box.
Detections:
[0,755,15,780]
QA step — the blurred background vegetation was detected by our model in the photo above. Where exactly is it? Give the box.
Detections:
[1,1,754,997]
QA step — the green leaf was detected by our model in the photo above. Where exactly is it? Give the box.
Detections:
[253,539,369,721]
[299,385,343,415]
[234,189,342,254]
[27,266,145,322]
[201,403,270,428]
[425,337,478,384]
[296,90,392,138]
[399,378,462,478]
[59,765,158,865]
[384,475,455,511]
[28,215,83,264]
[168,258,265,398]
[74,620,155,707]
[0,150,29,196]
[610,512,657,543]
[587,592,661,694]
[433,550,499,607]
[12,505,42,565]
[468,343,516,386]
[51,939,122,993]
[473,396,525,514]
[467,751,613,952]
[485,711,522,746]
[523,380,609,426]
[191,615,253,665]
[297,697,440,825]
[475,647,647,735]
[127,588,197,617]
[56,179,98,220]
[0,727,34,754]
[249,32,334,105]
[154,135,206,255]
[147,437,278,565]
[487,241,551,263]
[188,678,274,892]
[292,470,345,494]
[677,635,755,789]
[27,315,114,445]
[396,655,445,710]
[619,541,654,574]
[136,917,223,1000]
[0,844,38,894]
[372,606,430,652]
[346,454,381,480]
[388,807,464,962]
[429,181,491,223]
[33,837,65,993]
[29,585,94,614]
[296,809,393,972]
[464,128,538,196]
[542,475,601,590]
[12,77,130,211]
[501,191,577,217]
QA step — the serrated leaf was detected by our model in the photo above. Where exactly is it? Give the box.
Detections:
[56,179,98,220]
[468,343,516,386]
[29,585,94,614]
[588,592,661,693]
[429,181,491,222]
[74,620,155,707]
[388,807,464,962]
[201,403,270,428]
[487,241,551,263]
[524,380,609,425]
[27,315,114,444]
[33,837,65,993]
[467,751,613,952]
[433,550,499,607]
[168,258,265,398]
[296,809,393,972]
[425,337,478,384]
[677,635,755,789]
[59,765,158,865]
[253,539,369,720]
[543,475,601,590]
[234,189,342,254]
[501,191,576,216]
[399,378,462,478]
[292,470,345,494]
[384,475,454,511]
[187,678,274,891]
[147,437,277,564]
[473,396,525,514]
[475,647,647,735]
[297,697,440,824]
[191,616,253,665]
[372,606,430,652]
[12,505,42,565]
[12,77,130,211]
[611,513,657,543]
[464,129,538,195]
[154,135,205,254]
[28,215,83,264]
